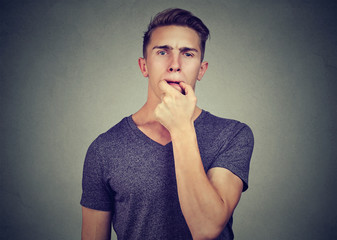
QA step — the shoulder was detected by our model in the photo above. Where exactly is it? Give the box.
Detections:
[199,111,254,191]
[87,116,131,153]
[197,110,254,143]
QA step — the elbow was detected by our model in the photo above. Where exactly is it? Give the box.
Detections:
[191,224,224,240]
[189,203,232,239]
[190,213,230,240]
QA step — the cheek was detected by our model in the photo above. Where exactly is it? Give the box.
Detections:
[185,64,201,78]
[148,61,165,75]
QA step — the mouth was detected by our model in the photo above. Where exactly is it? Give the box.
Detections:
[165,80,185,94]
[165,80,181,84]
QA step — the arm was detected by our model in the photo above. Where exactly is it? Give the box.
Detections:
[81,207,112,240]
[171,127,243,239]
[155,81,243,239]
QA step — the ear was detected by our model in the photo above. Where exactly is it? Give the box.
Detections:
[197,61,208,81]
[138,57,148,77]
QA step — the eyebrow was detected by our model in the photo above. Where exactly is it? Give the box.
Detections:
[152,45,199,53]
[179,47,198,53]
[152,45,173,50]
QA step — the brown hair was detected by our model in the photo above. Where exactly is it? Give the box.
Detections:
[142,8,210,61]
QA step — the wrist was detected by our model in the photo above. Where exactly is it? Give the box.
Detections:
[170,122,195,141]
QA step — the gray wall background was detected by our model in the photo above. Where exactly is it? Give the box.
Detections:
[1,0,336,239]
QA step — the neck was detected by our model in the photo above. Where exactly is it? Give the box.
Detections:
[131,93,202,145]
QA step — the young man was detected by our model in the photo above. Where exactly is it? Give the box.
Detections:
[81,8,254,240]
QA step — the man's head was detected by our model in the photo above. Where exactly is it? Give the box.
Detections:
[143,8,210,62]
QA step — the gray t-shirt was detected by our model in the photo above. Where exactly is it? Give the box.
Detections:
[81,110,254,239]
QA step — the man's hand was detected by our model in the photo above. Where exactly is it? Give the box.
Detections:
[154,80,197,133]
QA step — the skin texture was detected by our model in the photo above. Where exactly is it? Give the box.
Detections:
[81,207,111,240]
[82,25,244,240]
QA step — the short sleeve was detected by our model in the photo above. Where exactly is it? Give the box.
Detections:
[210,124,254,192]
[80,140,114,211]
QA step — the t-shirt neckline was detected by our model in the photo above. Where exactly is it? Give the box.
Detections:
[126,109,207,148]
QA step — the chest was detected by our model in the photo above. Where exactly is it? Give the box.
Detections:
[101,136,218,204]
[105,146,178,202]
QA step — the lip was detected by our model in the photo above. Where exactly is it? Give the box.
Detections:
[164,79,185,94]
[165,79,182,84]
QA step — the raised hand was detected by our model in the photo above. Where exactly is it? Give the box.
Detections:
[154,80,197,134]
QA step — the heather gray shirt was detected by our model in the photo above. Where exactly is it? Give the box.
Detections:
[81,110,254,239]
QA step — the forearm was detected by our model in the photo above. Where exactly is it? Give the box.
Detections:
[171,124,230,240]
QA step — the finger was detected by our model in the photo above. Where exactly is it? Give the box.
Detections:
[179,82,195,98]
[159,80,182,95]
[158,81,168,99]
[159,80,174,94]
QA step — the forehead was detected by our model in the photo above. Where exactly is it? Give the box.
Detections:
[149,25,201,50]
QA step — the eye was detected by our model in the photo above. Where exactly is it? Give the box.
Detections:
[184,52,194,57]
[157,50,167,56]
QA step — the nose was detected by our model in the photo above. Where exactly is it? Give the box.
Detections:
[169,67,180,72]
[168,54,181,72]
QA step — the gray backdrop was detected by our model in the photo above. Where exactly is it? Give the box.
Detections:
[1,0,336,239]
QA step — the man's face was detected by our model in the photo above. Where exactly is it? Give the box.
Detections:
[139,25,208,101]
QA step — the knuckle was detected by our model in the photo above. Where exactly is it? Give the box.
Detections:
[162,96,170,104]
[154,106,161,116]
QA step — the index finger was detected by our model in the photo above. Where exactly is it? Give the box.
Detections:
[179,82,195,97]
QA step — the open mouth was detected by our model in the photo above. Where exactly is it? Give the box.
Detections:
[165,80,185,94]
[165,80,180,84]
